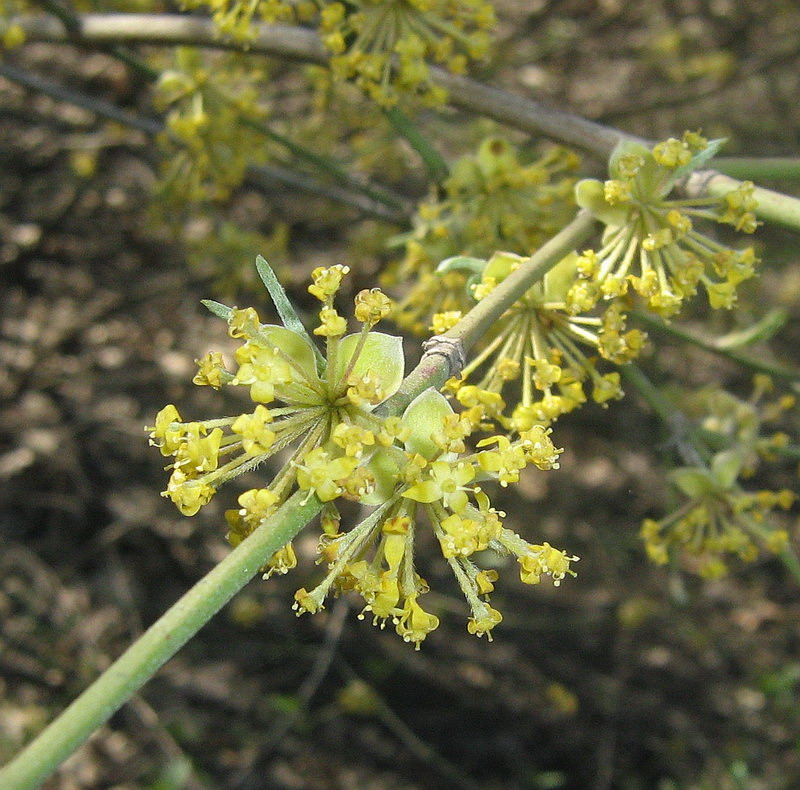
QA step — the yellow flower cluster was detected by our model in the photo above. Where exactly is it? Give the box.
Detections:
[150,262,577,646]
[293,388,575,647]
[641,484,794,579]
[388,137,579,334]
[575,132,759,316]
[641,376,797,578]
[437,251,646,432]
[149,265,401,525]
[153,48,270,202]
[320,0,494,106]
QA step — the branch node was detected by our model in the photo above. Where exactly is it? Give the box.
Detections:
[422,336,466,379]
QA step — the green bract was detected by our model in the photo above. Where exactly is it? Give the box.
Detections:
[669,448,744,499]
[335,332,405,403]
[402,388,454,459]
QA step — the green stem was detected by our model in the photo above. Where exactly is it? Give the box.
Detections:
[620,364,712,466]
[238,114,410,213]
[383,105,449,182]
[443,210,596,351]
[711,157,800,181]
[685,170,800,233]
[378,210,598,415]
[0,490,322,790]
[632,310,800,382]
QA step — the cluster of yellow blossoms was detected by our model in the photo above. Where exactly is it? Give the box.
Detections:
[320,0,495,106]
[150,262,577,647]
[153,48,270,202]
[641,458,794,579]
[411,133,796,581]
[641,377,796,577]
[575,132,759,316]
[433,250,646,432]
[180,0,494,106]
[388,137,579,334]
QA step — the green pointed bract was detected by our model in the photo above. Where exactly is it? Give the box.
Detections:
[672,137,726,182]
[436,255,487,276]
[360,446,406,505]
[201,299,234,321]
[670,467,716,499]
[608,140,671,199]
[482,250,525,283]
[336,332,405,401]
[608,140,650,179]
[574,179,628,227]
[402,388,453,460]
[711,449,744,490]
[255,255,326,371]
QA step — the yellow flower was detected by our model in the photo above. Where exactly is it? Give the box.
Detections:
[403,459,477,513]
[193,351,227,388]
[354,288,392,326]
[295,447,361,502]
[231,405,276,455]
[308,264,350,302]
[394,594,440,649]
[148,404,184,456]
[163,470,216,517]
[314,306,348,337]
[466,604,503,640]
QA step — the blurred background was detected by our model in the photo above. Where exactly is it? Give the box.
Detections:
[1,1,800,788]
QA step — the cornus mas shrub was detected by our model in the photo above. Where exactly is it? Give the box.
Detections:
[2,3,800,788]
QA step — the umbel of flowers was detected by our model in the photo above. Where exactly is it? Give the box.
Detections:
[574,132,759,316]
[641,449,794,579]
[149,260,577,647]
[387,136,579,334]
[319,0,495,106]
[641,376,797,578]
[181,0,495,106]
[431,249,646,432]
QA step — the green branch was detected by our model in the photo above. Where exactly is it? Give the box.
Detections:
[620,364,712,466]
[0,490,323,790]
[383,106,449,182]
[632,310,800,383]
[712,157,800,181]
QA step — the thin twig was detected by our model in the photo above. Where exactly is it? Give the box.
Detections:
[0,61,409,223]
[632,310,800,384]
[13,12,800,232]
